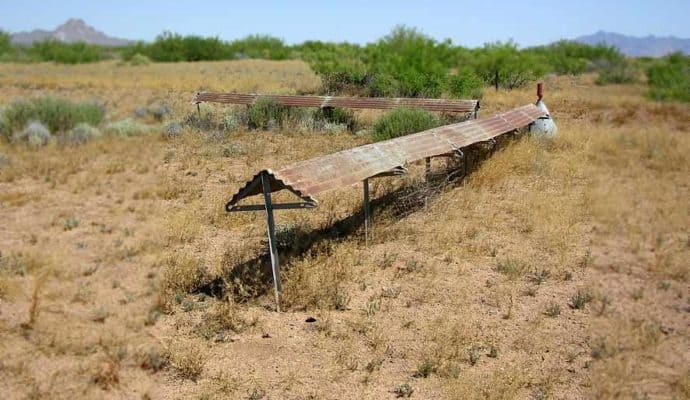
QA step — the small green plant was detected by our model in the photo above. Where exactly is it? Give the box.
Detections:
[247,97,291,130]
[544,302,561,317]
[527,268,550,285]
[63,216,80,230]
[138,347,168,372]
[394,382,414,398]
[64,123,102,145]
[13,121,51,146]
[495,258,527,279]
[413,360,435,378]
[569,289,593,310]
[164,121,183,138]
[469,346,482,365]
[371,107,441,142]
[106,119,152,136]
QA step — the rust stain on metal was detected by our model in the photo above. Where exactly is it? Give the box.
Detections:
[226,104,545,210]
[194,92,479,114]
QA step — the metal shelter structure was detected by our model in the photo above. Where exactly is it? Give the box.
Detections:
[193,92,480,117]
[224,100,549,311]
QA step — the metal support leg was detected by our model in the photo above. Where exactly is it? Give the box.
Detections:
[197,103,201,119]
[363,179,371,247]
[425,157,431,181]
[261,173,281,312]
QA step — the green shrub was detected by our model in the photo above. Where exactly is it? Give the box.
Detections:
[227,35,290,60]
[372,107,442,142]
[447,69,484,98]
[246,97,292,130]
[646,53,690,102]
[2,97,104,139]
[64,123,102,144]
[312,107,358,132]
[106,119,152,136]
[30,40,104,64]
[130,53,151,65]
[529,40,624,75]
[595,59,639,85]
[14,121,51,146]
[472,41,548,89]
[0,31,12,56]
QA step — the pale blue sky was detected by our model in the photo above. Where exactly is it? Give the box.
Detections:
[1,0,688,47]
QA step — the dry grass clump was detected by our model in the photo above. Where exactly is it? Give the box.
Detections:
[160,254,209,296]
[194,300,257,339]
[165,338,207,380]
[281,242,357,310]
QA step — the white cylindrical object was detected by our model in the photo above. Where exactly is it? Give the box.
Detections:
[529,100,558,138]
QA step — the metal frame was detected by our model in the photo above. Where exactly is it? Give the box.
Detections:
[223,97,549,312]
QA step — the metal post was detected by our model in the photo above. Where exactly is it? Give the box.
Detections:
[197,103,201,119]
[363,179,371,247]
[261,172,281,312]
[425,157,431,181]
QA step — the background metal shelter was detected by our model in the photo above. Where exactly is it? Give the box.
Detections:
[193,92,480,117]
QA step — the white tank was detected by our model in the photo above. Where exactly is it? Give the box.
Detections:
[529,99,558,138]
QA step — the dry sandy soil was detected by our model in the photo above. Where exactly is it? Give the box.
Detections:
[0,60,688,399]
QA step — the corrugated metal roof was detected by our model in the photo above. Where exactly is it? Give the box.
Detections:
[194,92,479,114]
[226,103,545,209]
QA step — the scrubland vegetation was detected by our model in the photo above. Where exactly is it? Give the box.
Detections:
[1,27,688,101]
[0,30,688,400]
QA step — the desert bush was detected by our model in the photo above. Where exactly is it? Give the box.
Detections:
[106,118,152,136]
[221,111,245,132]
[143,32,230,62]
[149,103,171,121]
[64,123,102,145]
[595,59,639,85]
[0,152,9,168]
[366,26,454,97]
[165,339,206,380]
[472,41,548,89]
[13,121,51,146]
[447,69,484,98]
[312,107,358,132]
[129,53,151,65]
[164,121,183,138]
[646,53,690,102]
[30,40,104,64]
[195,300,252,339]
[227,34,290,60]
[371,107,442,142]
[529,40,624,75]
[2,97,104,139]
[246,97,292,130]
[161,255,208,295]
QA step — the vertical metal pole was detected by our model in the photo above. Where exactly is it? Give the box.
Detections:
[425,157,431,181]
[261,173,281,312]
[363,179,371,247]
[196,103,201,119]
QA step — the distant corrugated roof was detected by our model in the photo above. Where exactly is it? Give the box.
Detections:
[194,92,479,114]
[227,103,545,209]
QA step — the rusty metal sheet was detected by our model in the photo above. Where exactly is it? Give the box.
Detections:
[226,104,546,209]
[194,92,479,114]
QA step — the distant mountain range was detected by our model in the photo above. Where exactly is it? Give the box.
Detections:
[9,18,132,47]
[4,19,690,57]
[574,31,690,57]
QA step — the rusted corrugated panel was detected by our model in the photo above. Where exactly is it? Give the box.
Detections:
[227,104,545,208]
[194,92,479,113]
